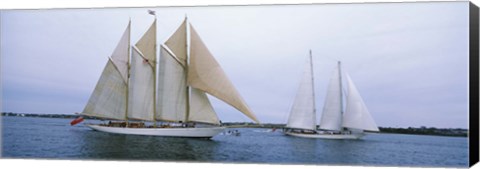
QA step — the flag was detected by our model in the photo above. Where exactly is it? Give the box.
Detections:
[148,10,156,16]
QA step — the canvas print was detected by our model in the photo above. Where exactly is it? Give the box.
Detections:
[0,1,474,168]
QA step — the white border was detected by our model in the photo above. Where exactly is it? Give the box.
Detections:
[0,0,477,169]
[0,0,469,10]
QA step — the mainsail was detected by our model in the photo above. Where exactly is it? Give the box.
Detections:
[128,46,155,121]
[319,62,343,131]
[318,63,379,132]
[127,20,156,121]
[157,45,188,122]
[157,19,188,122]
[286,52,316,130]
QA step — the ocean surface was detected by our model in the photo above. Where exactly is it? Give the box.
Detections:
[1,116,468,167]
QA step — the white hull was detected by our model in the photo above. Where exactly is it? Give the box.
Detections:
[285,131,365,139]
[86,124,225,138]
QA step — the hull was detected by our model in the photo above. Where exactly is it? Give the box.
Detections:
[86,124,225,138]
[285,131,365,139]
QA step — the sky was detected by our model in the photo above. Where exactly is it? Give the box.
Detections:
[0,2,470,128]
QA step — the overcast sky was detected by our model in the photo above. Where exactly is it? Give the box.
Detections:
[1,2,469,128]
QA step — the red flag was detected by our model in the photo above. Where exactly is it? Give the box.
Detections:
[70,117,84,126]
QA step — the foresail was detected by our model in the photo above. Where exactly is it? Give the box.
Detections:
[110,21,131,83]
[82,60,127,120]
[286,55,316,130]
[127,47,155,121]
[342,73,379,132]
[319,62,343,131]
[187,24,259,123]
[189,88,220,125]
[82,22,130,120]
[135,20,156,67]
[157,45,188,122]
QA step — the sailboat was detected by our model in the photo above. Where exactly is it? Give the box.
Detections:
[284,51,379,139]
[78,15,259,138]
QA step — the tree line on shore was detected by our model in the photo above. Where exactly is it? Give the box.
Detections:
[1,112,468,137]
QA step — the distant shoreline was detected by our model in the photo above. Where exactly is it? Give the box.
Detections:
[1,112,468,137]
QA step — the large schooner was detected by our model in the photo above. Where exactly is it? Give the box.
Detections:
[78,15,259,138]
[284,51,379,139]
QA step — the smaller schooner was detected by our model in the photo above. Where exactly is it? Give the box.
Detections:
[284,51,379,139]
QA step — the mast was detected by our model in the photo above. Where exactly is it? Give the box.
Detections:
[127,9,160,124]
[125,19,131,126]
[153,17,158,127]
[338,61,343,131]
[319,60,343,131]
[309,50,316,130]
[159,16,189,123]
[185,15,190,123]
[285,50,316,130]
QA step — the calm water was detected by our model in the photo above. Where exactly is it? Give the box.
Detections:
[1,116,468,167]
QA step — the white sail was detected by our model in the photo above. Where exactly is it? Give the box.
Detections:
[135,20,157,67]
[187,24,259,123]
[82,60,127,120]
[110,21,131,83]
[127,20,156,121]
[319,62,343,131]
[157,45,188,122]
[342,73,379,132]
[165,19,187,66]
[189,88,220,124]
[82,23,130,120]
[127,47,155,121]
[286,54,316,130]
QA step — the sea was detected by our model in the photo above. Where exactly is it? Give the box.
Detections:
[1,116,469,168]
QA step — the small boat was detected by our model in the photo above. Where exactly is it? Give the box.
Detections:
[78,13,259,138]
[223,130,241,136]
[284,50,379,139]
